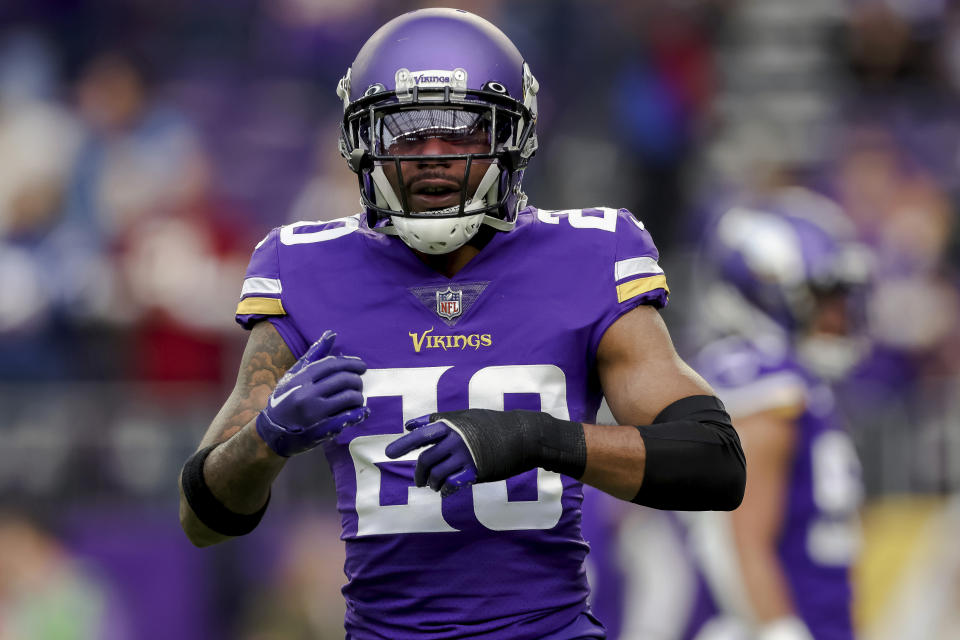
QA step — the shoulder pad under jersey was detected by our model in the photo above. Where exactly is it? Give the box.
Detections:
[695,333,809,419]
[532,206,669,309]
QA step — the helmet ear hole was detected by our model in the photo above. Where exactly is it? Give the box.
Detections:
[348,149,371,173]
[483,81,509,95]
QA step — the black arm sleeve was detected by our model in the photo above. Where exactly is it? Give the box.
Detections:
[632,395,746,511]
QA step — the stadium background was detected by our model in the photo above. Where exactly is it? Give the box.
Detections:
[0,0,958,638]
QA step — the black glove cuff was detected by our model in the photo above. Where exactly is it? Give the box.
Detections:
[519,411,587,479]
[436,409,586,482]
[181,444,270,537]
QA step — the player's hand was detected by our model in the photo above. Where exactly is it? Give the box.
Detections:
[255,330,369,457]
[385,408,587,497]
[386,409,586,495]
[384,412,482,496]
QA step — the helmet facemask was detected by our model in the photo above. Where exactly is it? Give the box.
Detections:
[338,65,538,254]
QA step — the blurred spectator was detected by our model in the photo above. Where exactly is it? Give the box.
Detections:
[844,0,960,201]
[118,168,254,385]
[66,49,208,246]
[62,49,256,385]
[835,128,958,365]
[0,30,79,238]
[0,29,84,380]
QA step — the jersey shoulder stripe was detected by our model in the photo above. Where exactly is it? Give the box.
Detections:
[616,274,669,303]
[236,296,286,316]
[614,256,663,281]
[611,208,668,307]
[237,276,285,316]
[241,277,282,296]
[236,227,286,327]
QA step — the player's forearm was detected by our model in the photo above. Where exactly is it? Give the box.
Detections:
[205,421,287,511]
[579,423,646,499]
[732,528,815,638]
[730,484,799,626]
[396,397,745,509]
[737,543,797,624]
[179,420,287,546]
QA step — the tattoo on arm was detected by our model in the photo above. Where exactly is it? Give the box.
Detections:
[200,322,297,450]
[180,322,297,542]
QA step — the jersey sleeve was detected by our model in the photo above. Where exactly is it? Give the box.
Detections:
[235,228,286,327]
[234,228,309,357]
[611,209,669,309]
[590,208,670,355]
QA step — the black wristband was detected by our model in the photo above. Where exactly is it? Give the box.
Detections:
[632,395,745,511]
[181,444,270,537]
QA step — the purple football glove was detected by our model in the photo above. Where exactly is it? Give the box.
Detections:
[384,415,478,496]
[256,330,369,457]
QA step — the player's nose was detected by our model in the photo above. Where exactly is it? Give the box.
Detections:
[415,136,455,164]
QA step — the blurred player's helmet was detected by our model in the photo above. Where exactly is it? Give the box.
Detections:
[337,8,539,254]
[708,189,873,378]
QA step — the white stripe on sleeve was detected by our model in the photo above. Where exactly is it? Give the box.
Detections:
[615,256,663,281]
[241,277,282,297]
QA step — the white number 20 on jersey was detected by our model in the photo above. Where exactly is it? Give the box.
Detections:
[348,365,567,536]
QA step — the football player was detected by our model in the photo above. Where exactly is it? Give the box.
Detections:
[177,9,745,639]
[682,190,867,640]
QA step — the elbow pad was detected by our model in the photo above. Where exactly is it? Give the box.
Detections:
[632,395,746,511]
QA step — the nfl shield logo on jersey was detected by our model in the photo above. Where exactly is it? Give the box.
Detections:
[436,287,462,320]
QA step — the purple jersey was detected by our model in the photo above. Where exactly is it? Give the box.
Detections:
[235,207,668,640]
[689,334,863,640]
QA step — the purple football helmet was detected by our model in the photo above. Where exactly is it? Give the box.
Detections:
[337,8,539,253]
[710,188,871,332]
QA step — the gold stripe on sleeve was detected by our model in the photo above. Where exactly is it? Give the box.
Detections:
[236,296,286,316]
[616,274,670,304]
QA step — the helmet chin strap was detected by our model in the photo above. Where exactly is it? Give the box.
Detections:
[372,162,501,230]
[463,163,500,214]
[371,166,405,212]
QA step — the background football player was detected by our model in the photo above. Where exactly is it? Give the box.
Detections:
[681,187,869,640]
[177,8,745,639]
